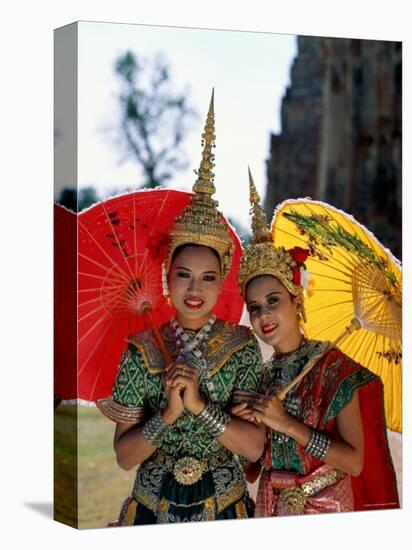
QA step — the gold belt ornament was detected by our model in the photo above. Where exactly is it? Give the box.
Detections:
[173,457,207,485]
[153,448,232,486]
[278,470,345,513]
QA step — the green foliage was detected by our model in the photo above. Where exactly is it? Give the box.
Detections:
[56,187,105,212]
[57,188,77,211]
[78,186,100,211]
[284,210,399,289]
[114,51,197,188]
[228,216,252,245]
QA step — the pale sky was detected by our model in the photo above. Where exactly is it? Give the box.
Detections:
[74,21,297,232]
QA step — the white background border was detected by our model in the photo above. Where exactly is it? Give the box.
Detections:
[2,1,409,548]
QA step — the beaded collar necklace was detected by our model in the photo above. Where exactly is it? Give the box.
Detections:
[273,336,308,360]
[170,315,216,358]
[169,315,218,403]
[271,339,328,387]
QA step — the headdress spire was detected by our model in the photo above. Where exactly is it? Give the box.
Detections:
[193,89,216,196]
[248,167,273,246]
[167,90,234,278]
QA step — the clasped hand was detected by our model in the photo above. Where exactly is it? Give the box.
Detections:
[230,394,292,433]
[163,361,205,416]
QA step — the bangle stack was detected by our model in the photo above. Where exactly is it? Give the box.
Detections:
[304,429,332,461]
[142,412,171,447]
[196,403,230,438]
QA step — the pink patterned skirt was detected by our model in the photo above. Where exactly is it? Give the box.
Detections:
[255,464,354,517]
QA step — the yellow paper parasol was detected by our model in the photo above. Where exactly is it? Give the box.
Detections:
[271,199,402,433]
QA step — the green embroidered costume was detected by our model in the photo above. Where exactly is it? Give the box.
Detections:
[111,318,263,524]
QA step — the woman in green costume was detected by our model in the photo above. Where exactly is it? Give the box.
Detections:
[99,97,265,525]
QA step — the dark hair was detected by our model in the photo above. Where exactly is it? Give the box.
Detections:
[171,244,221,267]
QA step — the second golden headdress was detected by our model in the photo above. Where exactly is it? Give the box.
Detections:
[238,169,311,320]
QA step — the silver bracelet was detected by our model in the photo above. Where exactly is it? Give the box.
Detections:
[142,412,170,447]
[196,403,230,438]
[304,429,332,460]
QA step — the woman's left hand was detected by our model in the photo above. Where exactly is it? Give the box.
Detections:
[250,394,293,433]
[164,362,205,416]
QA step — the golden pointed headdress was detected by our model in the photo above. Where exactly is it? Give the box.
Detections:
[238,170,308,312]
[167,90,234,278]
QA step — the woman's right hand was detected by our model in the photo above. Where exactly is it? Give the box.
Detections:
[162,380,185,425]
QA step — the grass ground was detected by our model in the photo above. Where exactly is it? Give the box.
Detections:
[54,405,78,528]
[55,404,135,529]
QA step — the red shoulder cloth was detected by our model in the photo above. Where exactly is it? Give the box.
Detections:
[312,349,400,511]
[352,376,399,510]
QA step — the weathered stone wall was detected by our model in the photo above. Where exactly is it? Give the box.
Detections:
[265,36,402,259]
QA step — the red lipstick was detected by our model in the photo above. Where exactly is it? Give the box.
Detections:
[184,296,204,310]
[261,323,278,335]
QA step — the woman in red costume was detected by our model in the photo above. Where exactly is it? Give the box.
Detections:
[233,173,399,516]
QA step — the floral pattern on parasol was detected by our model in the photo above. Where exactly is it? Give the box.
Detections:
[271,198,402,432]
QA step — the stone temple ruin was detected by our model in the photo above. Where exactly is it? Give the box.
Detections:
[265,36,402,259]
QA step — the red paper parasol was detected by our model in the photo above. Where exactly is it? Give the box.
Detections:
[54,203,77,402]
[78,189,244,403]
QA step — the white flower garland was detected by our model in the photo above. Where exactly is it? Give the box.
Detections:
[161,261,169,297]
[300,267,312,290]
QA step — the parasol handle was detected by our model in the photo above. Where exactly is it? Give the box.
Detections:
[277,317,362,401]
[140,301,173,365]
